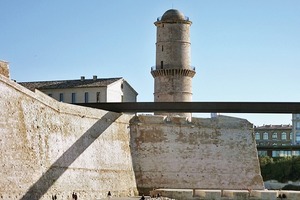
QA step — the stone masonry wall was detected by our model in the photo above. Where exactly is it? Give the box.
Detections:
[0,72,265,199]
[0,74,138,200]
[0,60,10,78]
[130,115,264,194]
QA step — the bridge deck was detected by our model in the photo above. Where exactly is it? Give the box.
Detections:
[76,102,300,113]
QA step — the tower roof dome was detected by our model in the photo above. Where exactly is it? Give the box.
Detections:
[161,9,186,21]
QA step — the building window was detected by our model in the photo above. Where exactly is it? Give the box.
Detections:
[296,122,300,130]
[282,132,287,140]
[255,132,260,140]
[96,92,100,103]
[59,93,64,102]
[258,151,268,156]
[161,61,163,69]
[263,132,269,140]
[293,151,300,156]
[72,93,76,103]
[296,132,300,143]
[290,132,293,140]
[84,92,89,103]
[162,45,164,51]
[296,114,300,119]
[272,133,278,139]
[121,95,124,102]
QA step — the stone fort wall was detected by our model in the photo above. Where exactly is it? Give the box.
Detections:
[0,74,138,200]
[0,72,264,199]
[130,115,264,194]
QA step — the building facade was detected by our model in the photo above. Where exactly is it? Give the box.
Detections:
[254,124,300,157]
[19,76,138,103]
[151,9,196,120]
[292,114,300,144]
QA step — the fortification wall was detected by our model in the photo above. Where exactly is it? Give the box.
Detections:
[130,115,264,194]
[0,72,265,199]
[0,74,138,200]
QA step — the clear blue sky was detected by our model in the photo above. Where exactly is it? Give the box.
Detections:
[1,0,300,126]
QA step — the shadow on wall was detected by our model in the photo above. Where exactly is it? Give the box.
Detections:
[20,111,121,200]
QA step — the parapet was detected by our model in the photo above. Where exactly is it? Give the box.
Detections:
[131,114,253,129]
[130,114,193,125]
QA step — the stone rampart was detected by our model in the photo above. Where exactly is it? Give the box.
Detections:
[0,72,265,199]
[130,115,264,194]
[0,74,138,200]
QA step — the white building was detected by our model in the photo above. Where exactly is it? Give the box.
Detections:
[19,76,138,103]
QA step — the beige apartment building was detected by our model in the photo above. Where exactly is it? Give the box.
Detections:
[255,114,300,157]
[19,76,138,103]
[254,124,300,157]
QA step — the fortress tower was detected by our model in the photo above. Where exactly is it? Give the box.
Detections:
[151,9,196,120]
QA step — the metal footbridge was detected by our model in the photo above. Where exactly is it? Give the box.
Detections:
[76,102,300,114]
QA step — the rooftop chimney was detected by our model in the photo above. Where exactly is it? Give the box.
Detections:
[80,76,85,81]
[93,75,97,81]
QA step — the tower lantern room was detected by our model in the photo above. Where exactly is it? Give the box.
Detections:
[151,9,196,120]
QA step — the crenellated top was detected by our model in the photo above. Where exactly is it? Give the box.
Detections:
[151,68,196,78]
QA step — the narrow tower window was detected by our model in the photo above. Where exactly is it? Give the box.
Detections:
[161,61,163,69]
[162,45,164,51]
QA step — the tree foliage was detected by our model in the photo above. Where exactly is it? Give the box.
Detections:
[259,156,300,182]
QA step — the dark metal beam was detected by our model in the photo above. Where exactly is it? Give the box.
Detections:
[76,102,300,113]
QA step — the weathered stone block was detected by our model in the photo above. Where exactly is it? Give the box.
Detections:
[0,60,9,78]
[151,189,194,200]
[222,190,249,199]
[279,191,300,200]
[194,190,221,200]
[251,190,277,200]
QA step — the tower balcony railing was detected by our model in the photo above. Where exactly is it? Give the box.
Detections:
[151,66,196,71]
[151,66,196,78]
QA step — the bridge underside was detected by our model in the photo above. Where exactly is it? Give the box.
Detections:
[76,102,300,114]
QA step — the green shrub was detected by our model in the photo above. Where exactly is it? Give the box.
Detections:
[259,156,300,182]
[282,184,300,191]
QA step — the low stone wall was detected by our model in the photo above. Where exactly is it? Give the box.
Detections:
[0,74,138,200]
[151,189,300,200]
[130,115,264,194]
